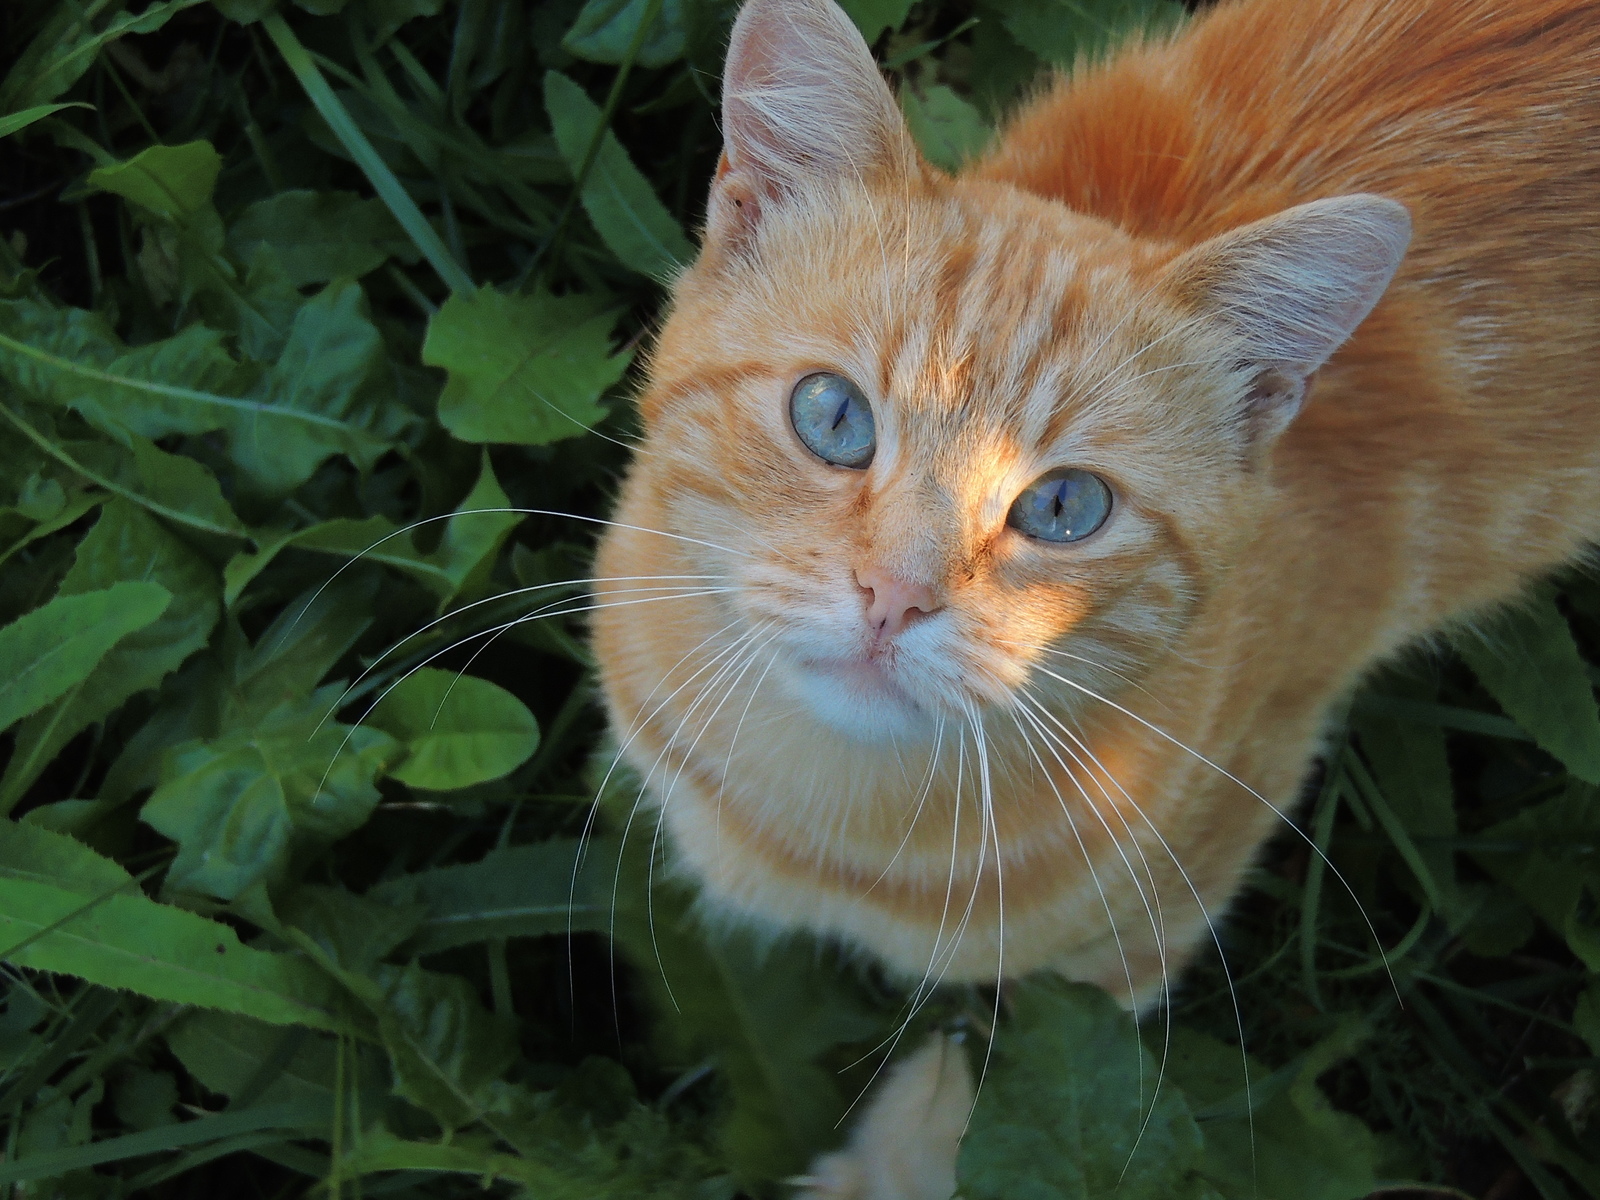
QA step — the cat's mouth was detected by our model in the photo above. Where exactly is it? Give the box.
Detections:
[784,653,934,739]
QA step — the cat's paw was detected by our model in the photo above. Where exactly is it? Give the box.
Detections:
[790,1035,973,1200]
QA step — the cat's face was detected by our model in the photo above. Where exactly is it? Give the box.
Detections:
[610,0,1405,745]
[641,181,1252,741]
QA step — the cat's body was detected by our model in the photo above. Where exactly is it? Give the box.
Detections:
[593,0,1600,1021]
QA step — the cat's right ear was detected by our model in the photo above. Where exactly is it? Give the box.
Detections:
[705,0,919,256]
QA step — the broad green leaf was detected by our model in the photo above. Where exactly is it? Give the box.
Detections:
[227,190,412,287]
[959,979,1211,1200]
[233,281,405,493]
[0,823,345,1032]
[227,573,378,724]
[0,502,221,810]
[543,71,695,279]
[901,85,992,172]
[997,0,1185,68]
[0,103,92,141]
[564,0,688,68]
[369,839,608,953]
[1456,590,1600,783]
[73,434,249,538]
[89,142,222,223]
[0,0,209,109]
[424,285,628,445]
[373,960,519,1126]
[142,688,398,900]
[286,919,516,1131]
[837,0,914,41]
[1163,1021,1380,1200]
[1471,783,1600,934]
[168,1012,340,1110]
[0,581,170,739]
[280,883,424,974]
[367,667,539,790]
[0,289,405,497]
[430,451,522,602]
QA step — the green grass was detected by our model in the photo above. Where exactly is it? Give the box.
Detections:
[0,0,1596,1196]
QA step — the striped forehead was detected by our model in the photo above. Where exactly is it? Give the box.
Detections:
[878,218,1122,458]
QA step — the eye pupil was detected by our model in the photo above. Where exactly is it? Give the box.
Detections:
[1008,468,1112,543]
[790,373,876,469]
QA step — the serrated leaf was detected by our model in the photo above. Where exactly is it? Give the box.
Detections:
[0,289,406,497]
[1456,589,1600,783]
[959,979,1210,1200]
[227,573,378,724]
[1163,1021,1380,1200]
[0,823,346,1031]
[0,502,221,811]
[233,281,404,492]
[227,190,412,287]
[1470,783,1600,933]
[543,71,695,279]
[73,434,249,538]
[370,839,609,954]
[901,85,991,172]
[0,581,170,739]
[564,0,688,69]
[374,960,519,1125]
[424,286,628,445]
[89,142,222,223]
[167,1012,340,1110]
[142,688,398,900]
[280,883,424,974]
[367,667,539,790]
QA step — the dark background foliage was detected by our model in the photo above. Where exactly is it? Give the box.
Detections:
[0,0,1596,1196]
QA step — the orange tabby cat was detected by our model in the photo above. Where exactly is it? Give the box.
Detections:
[593,0,1600,1056]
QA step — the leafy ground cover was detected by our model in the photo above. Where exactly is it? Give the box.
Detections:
[0,0,1597,1196]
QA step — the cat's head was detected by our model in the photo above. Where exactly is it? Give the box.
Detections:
[625,0,1409,741]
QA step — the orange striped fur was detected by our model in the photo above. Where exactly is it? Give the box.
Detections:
[592,0,1600,1010]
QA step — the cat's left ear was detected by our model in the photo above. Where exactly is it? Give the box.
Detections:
[1163,194,1411,445]
[705,0,920,255]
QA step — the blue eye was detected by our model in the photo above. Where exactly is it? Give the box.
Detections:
[789,372,876,468]
[1008,468,1112,543]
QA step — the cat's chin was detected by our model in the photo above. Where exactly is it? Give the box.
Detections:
[780,655,940,742]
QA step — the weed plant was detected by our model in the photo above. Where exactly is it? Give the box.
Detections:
[0,0,1596,1196]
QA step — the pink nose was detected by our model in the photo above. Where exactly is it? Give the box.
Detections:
[856,566,941,642]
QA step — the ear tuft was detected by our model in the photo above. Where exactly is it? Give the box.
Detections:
[706,0,918,252]
[1164,194,1411,442]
